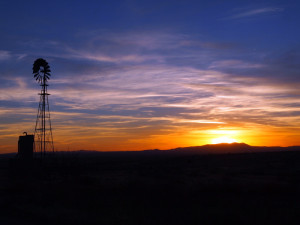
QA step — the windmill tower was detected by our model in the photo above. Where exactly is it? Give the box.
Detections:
[33,58,54,157]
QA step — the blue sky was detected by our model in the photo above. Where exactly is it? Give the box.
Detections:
[0,0,300,152]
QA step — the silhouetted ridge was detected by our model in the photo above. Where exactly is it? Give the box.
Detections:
[170,143,300,155]
[4,143,300,158]
[170,142,252,154]
[203,142,251,152]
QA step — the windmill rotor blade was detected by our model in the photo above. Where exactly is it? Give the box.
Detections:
[33,58,51,83]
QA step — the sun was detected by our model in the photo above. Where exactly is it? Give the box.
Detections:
[211,136,238,144]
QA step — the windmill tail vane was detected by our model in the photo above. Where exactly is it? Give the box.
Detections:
[33,58,54,157]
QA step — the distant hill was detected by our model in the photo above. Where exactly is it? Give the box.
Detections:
[40,143,300,156]
[168,143,300,155]
[3,143,300,157]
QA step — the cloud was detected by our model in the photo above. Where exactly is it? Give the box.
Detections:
[1,29,300,151]
[229,7,284,19]
[0,50,28,61]
[0,50,11,60]
[209,60,264,69]
[0,77,37,102]
[49,63,300,131]
[17,30,239,69]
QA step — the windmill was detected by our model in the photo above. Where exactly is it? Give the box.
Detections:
[33,58,54,156]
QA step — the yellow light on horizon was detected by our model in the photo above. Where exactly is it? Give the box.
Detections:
[211,136,238,144]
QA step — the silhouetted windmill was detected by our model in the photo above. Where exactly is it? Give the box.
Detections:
[33,58,54,156]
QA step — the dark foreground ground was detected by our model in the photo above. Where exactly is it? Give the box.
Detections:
[0,150,300,225]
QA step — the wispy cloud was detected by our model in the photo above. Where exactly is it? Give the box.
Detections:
[1,29,300,152]
[18,30,237,67]
[0,50,11,60]
[228,7,284,19]
[0,50,27,61]
[209,60,264,69]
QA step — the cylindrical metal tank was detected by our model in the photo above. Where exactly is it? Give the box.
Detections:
[18,133,34,159]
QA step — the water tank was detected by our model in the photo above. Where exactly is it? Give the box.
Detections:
[18,133,34,159]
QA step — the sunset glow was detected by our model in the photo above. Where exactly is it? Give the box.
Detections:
[211,137,239,144]
[0,1,300,153]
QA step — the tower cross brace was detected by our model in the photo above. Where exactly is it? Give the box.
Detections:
[33,58,54,157]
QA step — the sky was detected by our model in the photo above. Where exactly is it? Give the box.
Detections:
[0,0,300,153]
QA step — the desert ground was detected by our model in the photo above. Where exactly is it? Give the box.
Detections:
[0,148,299,225]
